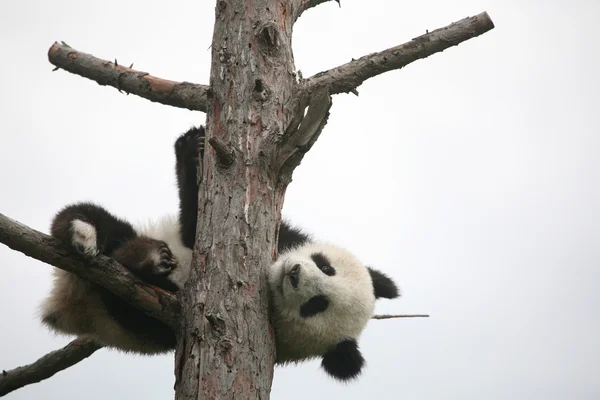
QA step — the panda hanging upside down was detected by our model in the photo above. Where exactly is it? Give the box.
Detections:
[40,126,400,382]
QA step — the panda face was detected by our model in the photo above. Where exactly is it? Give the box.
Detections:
[268,243,376,363]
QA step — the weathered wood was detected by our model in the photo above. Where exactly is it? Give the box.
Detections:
[48,42,209,111]
[174,1,307,398]
[304,12,495,96]
[0,338,102,397]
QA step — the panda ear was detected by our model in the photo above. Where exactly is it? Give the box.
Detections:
[321,339,364,381]
[367,267,400,299]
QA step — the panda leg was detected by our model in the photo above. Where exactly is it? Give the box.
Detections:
[51,202,137,257]
[43,203,137,338]
[174,126,205,249]
[46,203,179,351]
[111,237,180,292]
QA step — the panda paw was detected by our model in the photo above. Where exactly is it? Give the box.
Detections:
[70,219,99,257]
[175,126,205,165]
[150,244,178,276]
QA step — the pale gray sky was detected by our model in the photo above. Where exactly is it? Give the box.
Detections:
[1,0,599,399]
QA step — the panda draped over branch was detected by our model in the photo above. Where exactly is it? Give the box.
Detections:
[40,126,400,382]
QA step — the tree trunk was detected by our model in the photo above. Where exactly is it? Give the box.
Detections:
[175,1,298,398]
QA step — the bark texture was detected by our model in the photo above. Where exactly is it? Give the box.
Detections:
[0,338,102,397]
[0,213,179,328]
[48,42,209,111]
[174,1,305,399]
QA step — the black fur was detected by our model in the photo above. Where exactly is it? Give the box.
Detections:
[175,126,205,249]
[98,284,176,351]
[311,252,336,276]
[51,202,137,256]
[278,221,311,252]
[367,267,400,299]
[51,203,178,289]
[300,295,329,317]
[175,126,311,252]
[321,339,365,381]
[110,237,179,292]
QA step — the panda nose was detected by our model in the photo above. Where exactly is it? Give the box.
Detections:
[287,264,300,289]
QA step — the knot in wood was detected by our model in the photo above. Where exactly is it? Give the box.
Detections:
[256,22,280,53]
[205,312,226,335]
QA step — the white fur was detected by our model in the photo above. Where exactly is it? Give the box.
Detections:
[70,219,99,257]
[268,242,375,363]
[134,215,193,290]
[41,215,192,355]
[40,269,163,354]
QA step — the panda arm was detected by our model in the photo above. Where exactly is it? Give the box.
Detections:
[51,202,137,257]
[174,126,205,249]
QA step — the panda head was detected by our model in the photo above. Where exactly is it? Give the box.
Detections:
[268,242,399,381]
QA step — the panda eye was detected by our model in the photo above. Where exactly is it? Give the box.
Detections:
[311,253,336,277]
[320,265,335,276]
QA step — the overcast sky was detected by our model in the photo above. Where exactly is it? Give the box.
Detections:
[1,0,599,399]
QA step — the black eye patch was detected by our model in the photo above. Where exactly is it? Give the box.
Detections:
[300,295,329,317]
[311,252,336,276]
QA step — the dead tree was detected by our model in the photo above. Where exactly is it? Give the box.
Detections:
[0,2,494,399]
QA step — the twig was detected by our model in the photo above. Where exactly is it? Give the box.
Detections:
[304,12,494,95]
[372,314,429,320]
[0,338,102,397]
[208,137,235,167]
[0,213,179,328]
[48,42,209,112]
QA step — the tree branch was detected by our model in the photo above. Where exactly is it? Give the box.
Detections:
[0,338,102,397]
[303,12,495,96]
[293,0,340,21]
[0,213,179,328]
[48,42,209,112]
[277,88,332,183]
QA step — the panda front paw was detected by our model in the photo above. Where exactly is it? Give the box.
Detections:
[70,219,99,257]
[111,237,179,291]
[150,244,178,276]
[175,126,205,166]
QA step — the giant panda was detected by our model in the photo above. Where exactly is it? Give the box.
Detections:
[40,126,400,381]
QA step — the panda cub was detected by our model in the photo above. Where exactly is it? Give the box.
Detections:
[40,126,399,381]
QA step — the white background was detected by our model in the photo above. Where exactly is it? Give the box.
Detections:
[1,0,599,398]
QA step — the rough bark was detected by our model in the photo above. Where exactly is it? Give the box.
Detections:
[0,213,179,328]
[174,1,310,398]
[0,339,102,397]
[48,42,209,111]
[303,12,495,96]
